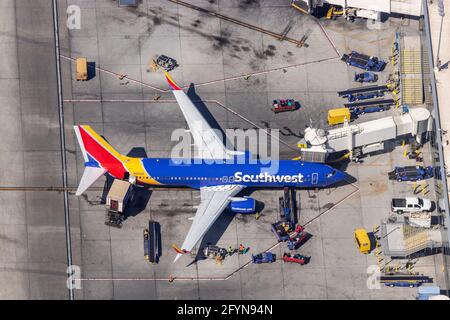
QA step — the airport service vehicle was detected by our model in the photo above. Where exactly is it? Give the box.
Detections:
[354,228,371,254]
[271,221,291,242]
[287,225,307,250]
[348,104,390,115]
[156,55,178,71]
[341,51,386,72]
[104,179,133,228]
[203,245,227,259]
[73,72,346,263]
[144,221,160,264]
[391,197,432,214]
[76,57,88,81]
[354,72,377,83]
[346,91,384,102]
[271,99,298,113]
[252,252,276,264]
[282,252,308,265]
[388,166,433,182]
[328,108,351,125]
[381,274,432,288]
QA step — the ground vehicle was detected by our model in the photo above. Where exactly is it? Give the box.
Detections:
[344,98,394,110]
[105,179,133,228]
[76,57,88,81]
[341,51,386,72]
[349,104,390,115]
[346,91,384,102]
[203,245,227,259]
[156,54,178,71]
[252,252,276,264]
[287,224,307,250]
[391,197,432,214]
[381,274,432,288]
[354,72,377,83]
[271,221,291,242]
[144,220,160,263]
[354,228,371,254]
[388,166,433,182]
[328,108,351,125]
[271,99,298,113]
[282,252,308,265]
[287,234,307,250]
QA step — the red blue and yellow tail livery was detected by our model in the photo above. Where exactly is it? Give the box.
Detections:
[74,73,347,263]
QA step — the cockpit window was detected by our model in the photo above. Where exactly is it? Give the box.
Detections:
[327,170,336,178]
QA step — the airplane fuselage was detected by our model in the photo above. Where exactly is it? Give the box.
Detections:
[121,157,345,189]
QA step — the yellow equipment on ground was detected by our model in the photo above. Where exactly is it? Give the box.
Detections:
[354,228,371,254]
[326,6,345,19]
[76,57,88,81]
[327,108,350,126]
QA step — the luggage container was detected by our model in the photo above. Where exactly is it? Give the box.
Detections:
[328,108,351,126]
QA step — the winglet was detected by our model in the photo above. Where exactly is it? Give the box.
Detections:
[164,71,181,91]
[172,244,189,262]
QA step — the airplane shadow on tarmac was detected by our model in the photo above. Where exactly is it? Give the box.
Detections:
[187,83,238,149]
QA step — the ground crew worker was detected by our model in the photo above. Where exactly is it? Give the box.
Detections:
[255,212,261,220]
[238,244,245,254]
[215,254,223,265]
[227,246,234,256]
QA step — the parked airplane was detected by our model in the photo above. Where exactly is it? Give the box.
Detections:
[74,72,346,263]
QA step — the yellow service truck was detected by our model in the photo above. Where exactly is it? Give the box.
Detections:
[354,228,371,254]
[76,57,88,81]
[105,179,132,228]
[327,108,351,126]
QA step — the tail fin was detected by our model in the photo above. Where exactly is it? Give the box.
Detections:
[74,125,127,195]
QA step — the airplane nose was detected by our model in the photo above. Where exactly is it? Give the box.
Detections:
[334,170,346,183]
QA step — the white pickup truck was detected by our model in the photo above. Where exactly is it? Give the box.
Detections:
[391,197,432,214]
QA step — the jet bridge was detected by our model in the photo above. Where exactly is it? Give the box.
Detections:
[299,107,431,162]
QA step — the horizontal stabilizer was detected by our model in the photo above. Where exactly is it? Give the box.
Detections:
[76,166,107,196]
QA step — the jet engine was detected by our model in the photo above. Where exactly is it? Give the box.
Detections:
[228,197,256,214]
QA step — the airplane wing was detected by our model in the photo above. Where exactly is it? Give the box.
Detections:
[165,71,242,159]
[174,184,245,262]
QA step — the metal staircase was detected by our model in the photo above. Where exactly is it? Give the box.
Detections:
[400,49,424,105]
